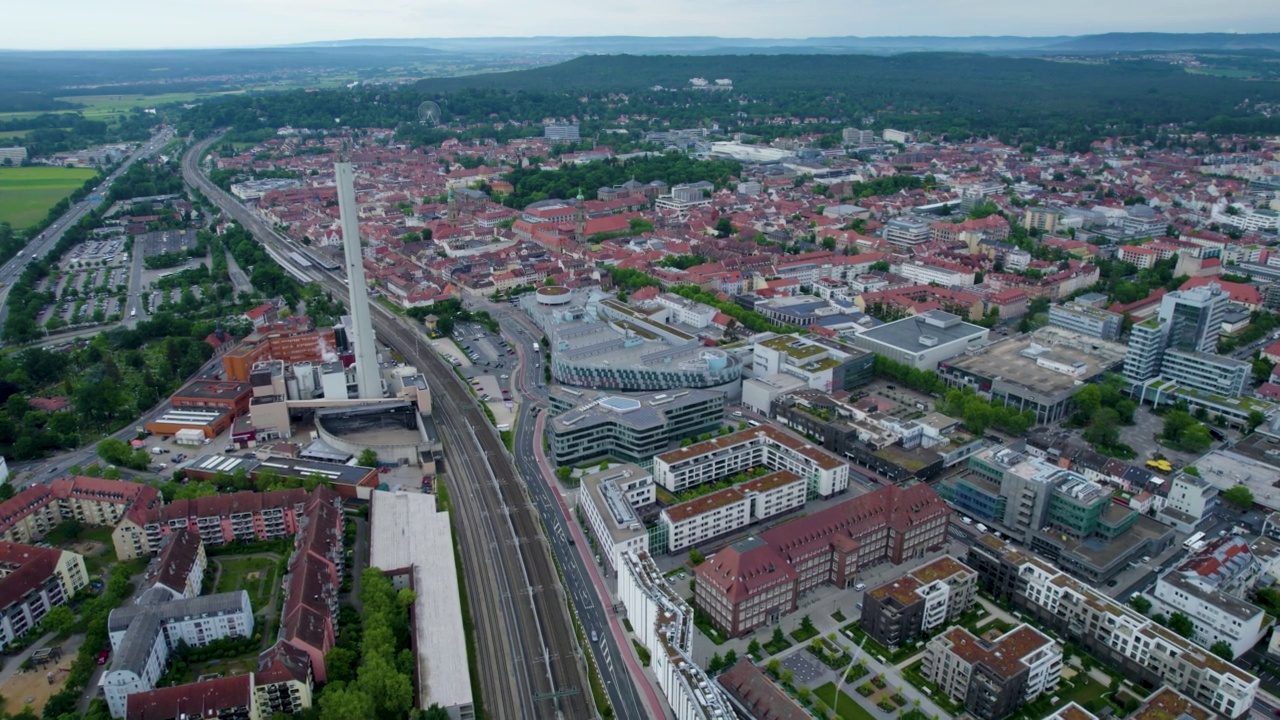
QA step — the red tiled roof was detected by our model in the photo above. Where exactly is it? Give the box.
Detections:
[0,543,61,611]
[126,675,253,720]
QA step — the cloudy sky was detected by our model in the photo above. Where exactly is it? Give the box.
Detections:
[8,0,1280,50]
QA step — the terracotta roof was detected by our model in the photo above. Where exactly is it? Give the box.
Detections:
[145,488,307,526]
[0,543,62,611]
[125,675,253,720]
[716,657,809,720]
[145,529,202,597]
[256,639,313,685]
[936,624,1054,680]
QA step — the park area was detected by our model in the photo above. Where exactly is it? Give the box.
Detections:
[213,556,280,609]
[0,166,96,229]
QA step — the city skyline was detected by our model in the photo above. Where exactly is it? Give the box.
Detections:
[5,0,1280,51]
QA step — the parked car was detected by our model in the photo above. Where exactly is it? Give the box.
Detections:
[97,649,110,665]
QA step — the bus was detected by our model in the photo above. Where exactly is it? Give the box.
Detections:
[1183,531,1206,551]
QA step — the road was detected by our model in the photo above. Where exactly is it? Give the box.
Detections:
[183,136,593,720]
[476,296,658,720]
[0,127,175,329]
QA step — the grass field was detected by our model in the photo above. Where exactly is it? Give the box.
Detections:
[214,556,280,609]
[56,91,244,119]
[0,130,29,140]
[0,166,97,229]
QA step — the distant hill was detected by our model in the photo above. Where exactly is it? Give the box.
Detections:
[290,33,1280,56]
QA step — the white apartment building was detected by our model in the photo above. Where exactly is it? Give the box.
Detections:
[655,293,717,329]
[617,551,733,720]
[1166,473,1218,524]
[1008,548,1258,718]
[1146,564,1267,659]
[105,590,254,718]
[882,129,912,144]
[659,470,806,552]
[579,466,653,573]
[896,260,976,287]
[653,425,849,497]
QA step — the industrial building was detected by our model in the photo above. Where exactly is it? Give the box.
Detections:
[547,387,724,467]
[369,491,474,720]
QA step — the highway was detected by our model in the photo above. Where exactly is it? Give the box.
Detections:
[0,127,175,328]
[182,136,593,720]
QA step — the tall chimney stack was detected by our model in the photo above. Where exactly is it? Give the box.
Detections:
[335,162,382,400]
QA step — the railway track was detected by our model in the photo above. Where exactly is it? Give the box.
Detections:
[182,137,592,719]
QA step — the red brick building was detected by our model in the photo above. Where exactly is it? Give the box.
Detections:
[222,318,336,382]
[694,483,950,637]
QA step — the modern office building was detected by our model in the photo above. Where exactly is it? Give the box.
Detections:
[577,465,653,573]
[922,624,1062,720]
[751,335,874,393]
[1145,570,1267,660]
[966,535,1259,719]
[1122,317,1167,384]
[521,289,742,394]
[1047,302,1123,341]
[883,217,934,247]
[938,444,1170,584]
[547,388,724,467]
[849,310,989,371]
[652,425,849,497]
[659,470,807,553]
[694,483,949,636]
[860,555,977,650]
[617,551,733,719]
[544,123,581,141]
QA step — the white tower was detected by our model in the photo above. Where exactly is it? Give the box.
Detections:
[335,162,382,399]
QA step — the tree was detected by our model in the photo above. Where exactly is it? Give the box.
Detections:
[1210,640,1234,661]
[1248,410,1267,433]
[797,685,812,704]
[358,448,379,467]
[766,658,781,677]
[714,217,735,238]
[1167,611,1195,639]
[1129,595,1152,615]
[358,652,415,718]
[780,669,794,687]
[707,652,724,673]
[724,649,738,667]
[41,605,75,635]
[319,684,375,720]
[799,614,815,636]
[556,466,572,482]
[688,548,705,566]
[324,647,359,685]
[771,626,785,647]
[747,638,761,656]
[1222,484,1254,509]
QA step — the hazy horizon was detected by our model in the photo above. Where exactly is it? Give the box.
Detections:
[6,0,1280,52]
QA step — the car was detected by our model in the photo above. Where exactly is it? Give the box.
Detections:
[1106,579,1119,587]
[853,583,867,592]
[378,467,390,474]
[501,374,509,379]
[97,649,110,665]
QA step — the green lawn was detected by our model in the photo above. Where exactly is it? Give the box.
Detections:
[0,166,97,229]
[813,682,878,720]
[214,556,280,609]
[55,91,245,119]
[0,130,29,141]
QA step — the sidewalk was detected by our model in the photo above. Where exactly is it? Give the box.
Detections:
[531,411,668,720]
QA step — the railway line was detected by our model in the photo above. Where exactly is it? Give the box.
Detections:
[182,137,593,719]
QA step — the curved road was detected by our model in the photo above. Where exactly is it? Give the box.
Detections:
[182,136,593,720]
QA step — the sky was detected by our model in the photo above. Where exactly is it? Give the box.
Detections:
[6,0,1280,50]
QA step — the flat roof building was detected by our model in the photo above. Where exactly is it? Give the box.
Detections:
[577,465,653,573]
[849,310,988,371]
[1048,302,1123,341]
[547,387,724,467]
[369,491,473,720]
[653,424,849,497]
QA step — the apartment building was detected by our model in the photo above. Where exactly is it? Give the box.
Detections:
[254,641,314,718]
[653,425,849,497]
[125,488,311,558]
[660,470,806,553]
[105,590,254,718]
[143,529,206,600]
[860,555,977,649]
[897,259,976,287]
[0,477,163,562]
[278,489,345,683]
[124,674,257,720]
[694,483,949,636]
[0,543,87,651]
[1146,571,1267,659]
[1022,207,1060,233]
[883,217,934,247]
[922,624,1062,720]
[617,551,733,719]
[966,535,1259,718]
[578,465,653,573]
